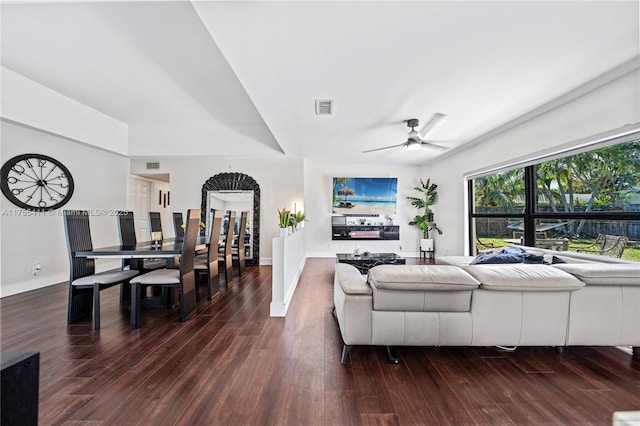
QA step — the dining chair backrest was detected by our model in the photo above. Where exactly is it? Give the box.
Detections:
[208,209,224,263]
[63,210,95,281]
[63,210,97,325]
[223,211,236,257]
[237,211,248,245]
[220,211,236,285]
[117,211,137,246]
[149,212,162,235]
[173,212,184,239]
[235,211,248,275]
[179,209,201,316]
[116,211,136,271]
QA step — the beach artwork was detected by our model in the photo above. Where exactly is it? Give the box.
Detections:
[332,177,397,215]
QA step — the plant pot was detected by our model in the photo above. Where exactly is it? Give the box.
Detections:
[279,228,288,237]
[420,238,434,252]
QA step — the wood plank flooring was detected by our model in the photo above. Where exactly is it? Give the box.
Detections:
[1,257,639,425]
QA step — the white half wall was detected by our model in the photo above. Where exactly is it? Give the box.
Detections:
[422,66,640,257]
[1,67,129,155]
[1,121,130,297]
[271,228,306,316]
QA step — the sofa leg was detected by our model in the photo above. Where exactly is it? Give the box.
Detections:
[632,347,640,362]
[340,345,351,364]
[386,346,399,364]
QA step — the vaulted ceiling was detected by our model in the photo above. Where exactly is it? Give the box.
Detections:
[2,1,638,165]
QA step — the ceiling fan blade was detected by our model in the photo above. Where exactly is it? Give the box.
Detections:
[419,113,446,138]
[362,142,406,153]
[420,141,449,151]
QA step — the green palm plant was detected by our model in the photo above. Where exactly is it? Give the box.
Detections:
[277,208,291,229]
[292,211,307,224]
[407,178,442,239]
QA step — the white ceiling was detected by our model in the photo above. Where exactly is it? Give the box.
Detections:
[2,1,638,165]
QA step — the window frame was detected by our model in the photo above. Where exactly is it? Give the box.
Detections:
[467,138,640,255]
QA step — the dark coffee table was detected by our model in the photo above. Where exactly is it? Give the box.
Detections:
[336,252,405,274]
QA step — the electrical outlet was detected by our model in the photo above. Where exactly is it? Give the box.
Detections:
[32,263,42,275]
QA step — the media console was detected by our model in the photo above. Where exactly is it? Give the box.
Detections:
[331,225,399,240]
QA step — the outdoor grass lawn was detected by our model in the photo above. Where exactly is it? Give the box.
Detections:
[478,237,640,262]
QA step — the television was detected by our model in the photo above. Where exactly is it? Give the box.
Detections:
[332,177,397,216]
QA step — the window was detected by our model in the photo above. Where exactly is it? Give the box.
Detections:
[470,140,640,260]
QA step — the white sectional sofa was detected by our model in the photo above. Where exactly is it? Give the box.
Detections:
[333,247,640,364]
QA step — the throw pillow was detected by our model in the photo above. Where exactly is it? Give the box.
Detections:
[502,246,527,254]
[470,252,524,265]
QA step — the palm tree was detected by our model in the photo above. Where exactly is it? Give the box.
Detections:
[333,177,350,206]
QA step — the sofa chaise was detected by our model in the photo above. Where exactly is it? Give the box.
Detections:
[333,247,640,364]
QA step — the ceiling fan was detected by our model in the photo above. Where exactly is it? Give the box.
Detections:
[363,113,448,153]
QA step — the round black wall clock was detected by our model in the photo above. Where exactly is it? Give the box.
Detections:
[1,153,75,211]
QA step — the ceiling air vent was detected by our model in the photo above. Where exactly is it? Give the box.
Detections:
[146,162,160,170]
[315,99,333,115]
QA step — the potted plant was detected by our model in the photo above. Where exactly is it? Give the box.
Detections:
[407,178,442,253]
[277,208,292,236]
[292,211,307,229]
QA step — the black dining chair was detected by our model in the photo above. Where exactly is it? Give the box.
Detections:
[232,211,248,277]
[116,211,166,272]
[218,211,236,286]
[149,211,163,239]
[172,212,184,240]
[63,210,139,330]
[194,209,223,300]
[129,209,200,329]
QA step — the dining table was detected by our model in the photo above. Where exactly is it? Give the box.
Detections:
[76,236,208,266]
[75,236,209,309]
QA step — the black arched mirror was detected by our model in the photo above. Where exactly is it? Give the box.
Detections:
[201,172,260,266]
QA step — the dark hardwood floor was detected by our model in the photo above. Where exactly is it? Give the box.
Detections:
[1,257,639,425]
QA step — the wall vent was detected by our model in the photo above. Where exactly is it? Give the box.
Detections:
[315,99,333,115]
[146,162,160,170]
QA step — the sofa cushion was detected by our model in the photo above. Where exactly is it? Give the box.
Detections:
[552,263,640,286]
[436,256,475,267]
[463,264,585,292]
[368,265,480,291]
[335,263,372,295]
[368,265,479,312]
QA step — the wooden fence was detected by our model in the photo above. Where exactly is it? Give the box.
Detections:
[474,207,640,241]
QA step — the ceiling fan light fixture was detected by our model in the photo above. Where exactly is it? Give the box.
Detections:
[406,139,421,151]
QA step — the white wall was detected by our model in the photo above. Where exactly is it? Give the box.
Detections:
[422,68,640,257]
[1,121,130,296]
[130,156,304,264]
[303,159,423,257]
